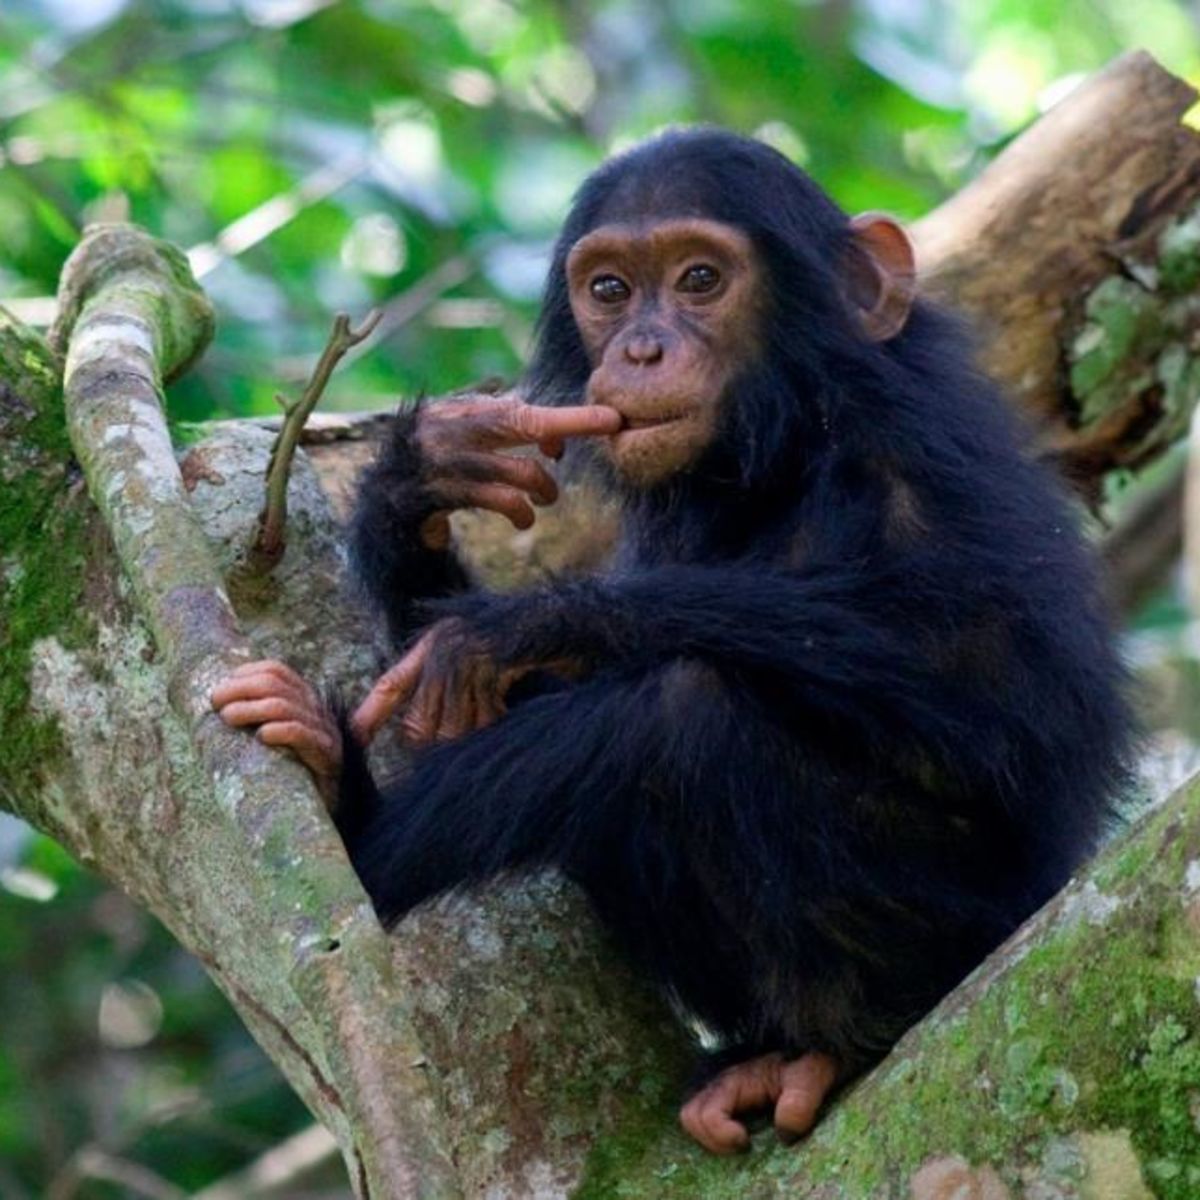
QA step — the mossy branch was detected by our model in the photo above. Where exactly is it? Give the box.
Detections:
[53,227,458,1200]
[255,309,381,565]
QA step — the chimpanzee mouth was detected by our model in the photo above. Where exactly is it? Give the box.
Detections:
[620,409,693,431]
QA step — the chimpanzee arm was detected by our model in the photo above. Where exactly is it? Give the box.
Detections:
[351,397,622,648]
[350,408,472,647]
[438,562,956,709]
[331,657,1025,1074]
[430,561,1126,805]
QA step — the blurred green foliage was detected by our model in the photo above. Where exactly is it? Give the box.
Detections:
[3,0,1199,1194]
[0,823,323,1198]
[3,0,1199,425]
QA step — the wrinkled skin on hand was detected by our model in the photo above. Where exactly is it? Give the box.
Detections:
[352,618,582,748]
[411,392,621,550]
[211,661,344,808]
[211,628,577,783]
[211,396,615,765]
[351,618,508,747]
[679,1051,839,1155]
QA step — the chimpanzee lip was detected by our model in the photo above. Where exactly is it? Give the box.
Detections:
[620,408,694,430]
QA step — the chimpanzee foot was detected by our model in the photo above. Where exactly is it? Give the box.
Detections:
[679,1050,838,1155]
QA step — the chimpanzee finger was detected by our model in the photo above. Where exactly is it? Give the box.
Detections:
[773,1054,838,1144]
[217,696,315,729]
[681,1054,785,1156]
[229,659,288,677]
[680,1089,750,1156]
[227,659,312,695]
[258,720,340,779]
[211,670,313,713]
[475,680,507,731]
[698,1094,753,1156]
[400,688,438,747]
[397,665,447,749]
[488,400,622,448]
[352,636,433,743]
[418,675,448,747]
[435,682,477,743]
[437,452,559,506]
[428,481,536,531]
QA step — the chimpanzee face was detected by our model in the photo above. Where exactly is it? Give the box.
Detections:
[566,217,765,487]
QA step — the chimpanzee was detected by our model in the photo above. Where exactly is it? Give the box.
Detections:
[212,129,1132,1154]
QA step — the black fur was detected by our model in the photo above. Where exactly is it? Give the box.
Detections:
[341,129,1133,1074]
[349,403,472,646]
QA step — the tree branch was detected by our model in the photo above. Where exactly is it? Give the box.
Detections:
[53,224,458,1200]
[254,309,381,567]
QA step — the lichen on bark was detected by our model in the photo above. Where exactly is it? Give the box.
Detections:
[0,306,96,818]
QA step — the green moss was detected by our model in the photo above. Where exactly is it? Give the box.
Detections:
[1094,835,1156,888]
[575,788,1200,1197]
[0,315,95,815]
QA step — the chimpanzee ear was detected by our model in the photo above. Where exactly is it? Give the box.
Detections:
[845,213,917,341]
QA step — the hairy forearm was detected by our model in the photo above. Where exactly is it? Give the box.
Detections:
[350,408,472,646]
[437,564,925,688]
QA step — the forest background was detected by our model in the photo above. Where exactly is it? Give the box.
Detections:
[2,1,1199,1196]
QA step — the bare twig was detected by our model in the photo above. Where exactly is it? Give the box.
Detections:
[254,309,381,564]
[192,1124,339,1200]
[187,155,367,281]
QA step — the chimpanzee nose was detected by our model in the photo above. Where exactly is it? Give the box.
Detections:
[624,332,664,365]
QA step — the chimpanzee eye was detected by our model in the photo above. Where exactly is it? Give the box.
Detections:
[678,263,721,294]
[590,274,631,304]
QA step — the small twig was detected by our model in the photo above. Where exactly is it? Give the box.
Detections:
[254,308,381,564]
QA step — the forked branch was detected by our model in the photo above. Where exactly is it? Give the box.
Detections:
[255,308,381,564]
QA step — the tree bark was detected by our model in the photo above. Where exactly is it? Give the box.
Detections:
[3,49,1200,1200]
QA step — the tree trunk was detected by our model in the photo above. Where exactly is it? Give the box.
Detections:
[3,49,1200,1200]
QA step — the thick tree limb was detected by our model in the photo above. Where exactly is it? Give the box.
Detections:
[5,49,1200,1200]
[913,50,1200,496]
[53,226,458,1200]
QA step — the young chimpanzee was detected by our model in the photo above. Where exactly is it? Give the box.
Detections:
[213,129,1132,1154]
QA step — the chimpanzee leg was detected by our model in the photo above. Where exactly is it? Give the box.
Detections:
[337,660,808,967]
[337,667,677,926]
[337,659,939,1151]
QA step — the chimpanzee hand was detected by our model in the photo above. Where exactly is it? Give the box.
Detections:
[211,661,343,808]
[351,617,521,748]
[412,392,622,549]
[679,1051,839,1155]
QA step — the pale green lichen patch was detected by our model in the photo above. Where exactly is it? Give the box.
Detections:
[1076,1129,1154,1200]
